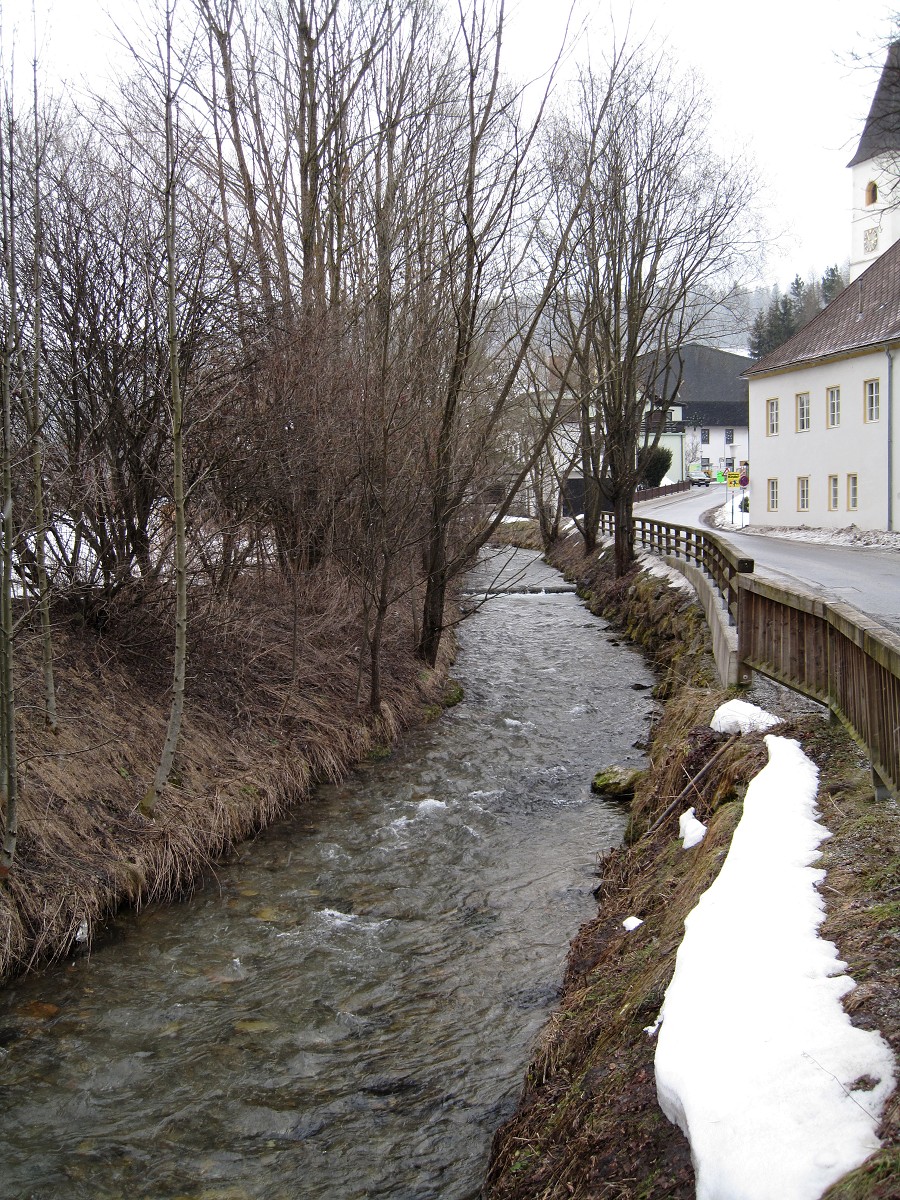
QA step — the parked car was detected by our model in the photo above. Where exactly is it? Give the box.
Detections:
[687,464,712,487]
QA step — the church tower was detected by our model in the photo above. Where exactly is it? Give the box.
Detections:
[848,41,900,281]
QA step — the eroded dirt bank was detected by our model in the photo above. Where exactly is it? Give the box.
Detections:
[1,571,453,982]
[484,529,899,1200]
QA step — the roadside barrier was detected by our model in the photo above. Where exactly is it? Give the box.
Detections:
[596,512,900,801]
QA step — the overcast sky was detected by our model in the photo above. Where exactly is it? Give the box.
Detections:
[4,0,898,290]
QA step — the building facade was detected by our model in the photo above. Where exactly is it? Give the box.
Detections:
[745,239,900,531]
[745,41,900,532]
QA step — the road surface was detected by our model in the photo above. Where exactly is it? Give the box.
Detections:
[633,484,900,635]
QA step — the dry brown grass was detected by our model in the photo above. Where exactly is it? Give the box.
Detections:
[0,566,450,981]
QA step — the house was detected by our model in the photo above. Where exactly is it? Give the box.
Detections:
[544,343,750,516]
[640,344,750,480]
[744,238,900,530]
[743,43,900,532]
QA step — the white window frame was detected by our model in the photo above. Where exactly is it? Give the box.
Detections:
[848,473,858,511]
[827,386,841,429]
[865,379,880,423]
[767,478,779,511]
[828,474,839,511]
[767,398,779,436]
[797,477,809,512]
[796,392,810,432]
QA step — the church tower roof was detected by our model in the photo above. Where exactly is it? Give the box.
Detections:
[848,40,900,167]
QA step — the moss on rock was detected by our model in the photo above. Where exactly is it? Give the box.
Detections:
[591,765,645,798]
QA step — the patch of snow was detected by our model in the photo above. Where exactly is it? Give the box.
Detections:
[712,500,900,548]
[678,808,707,849]
[711,698,780,735]
[623,916,644,931]
[654,734,896,1200]
[644,1011,663,1038]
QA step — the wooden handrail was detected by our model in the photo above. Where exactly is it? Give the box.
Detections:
[598,512,898,799]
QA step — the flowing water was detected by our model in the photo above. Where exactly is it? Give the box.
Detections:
[0,548,656,1200]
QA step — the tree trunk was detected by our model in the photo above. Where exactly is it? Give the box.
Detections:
[613,488,634,577]
[0,105,19,874]
[27,64,56,729]
[143,7,187,819]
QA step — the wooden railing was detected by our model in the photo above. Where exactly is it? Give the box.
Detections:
[598,512,900,799]
[598,514,754,626]
[739,576,900,800]
[631,481,691,503]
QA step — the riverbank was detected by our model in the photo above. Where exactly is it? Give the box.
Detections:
[0,571,453,982]
[484,526,899,1199]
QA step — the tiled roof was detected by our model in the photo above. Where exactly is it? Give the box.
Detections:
[847,41,900,167]
[681,400,748,428]
[641,344,750,420]
[743,236,900,377]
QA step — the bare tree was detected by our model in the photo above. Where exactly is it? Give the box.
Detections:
[23,30,56,730]
[414,0,618,666]
[143,0,192,817]
[0,78,19,874]
[547,54,756,574]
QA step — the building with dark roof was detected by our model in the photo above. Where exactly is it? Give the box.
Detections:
[641,344,750,478]
[744,237,900,530]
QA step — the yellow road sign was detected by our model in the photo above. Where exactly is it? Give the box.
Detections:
[726,471,741,488]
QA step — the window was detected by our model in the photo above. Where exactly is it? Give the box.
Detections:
[828,475,839,511]
[797,477,809,512]
[796,392,810,431]
[827,386,841,428]
[700,428,710,444]
[767,398,779,436]
[767,478,779,512]
[848,473,858,511]
[724,427,734,444]
[865,379,880,422]
[866,180,878,206]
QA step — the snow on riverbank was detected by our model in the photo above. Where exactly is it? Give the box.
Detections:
[712,499,900,548]
[652,703,896,1200]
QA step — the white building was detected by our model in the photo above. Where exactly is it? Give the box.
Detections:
[744,238,900,530]
[744,42,900,532]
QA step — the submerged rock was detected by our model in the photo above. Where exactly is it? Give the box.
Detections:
[591,764,644,798]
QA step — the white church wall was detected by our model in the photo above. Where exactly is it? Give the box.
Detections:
[850,157,900,281]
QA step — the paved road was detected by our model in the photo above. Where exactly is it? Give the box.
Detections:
[634,484,900,635]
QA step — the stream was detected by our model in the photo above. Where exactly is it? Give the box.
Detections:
[0,547,657,1200]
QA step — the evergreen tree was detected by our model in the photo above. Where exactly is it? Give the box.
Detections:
[749,265,847,358]
[821,264,845,305]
